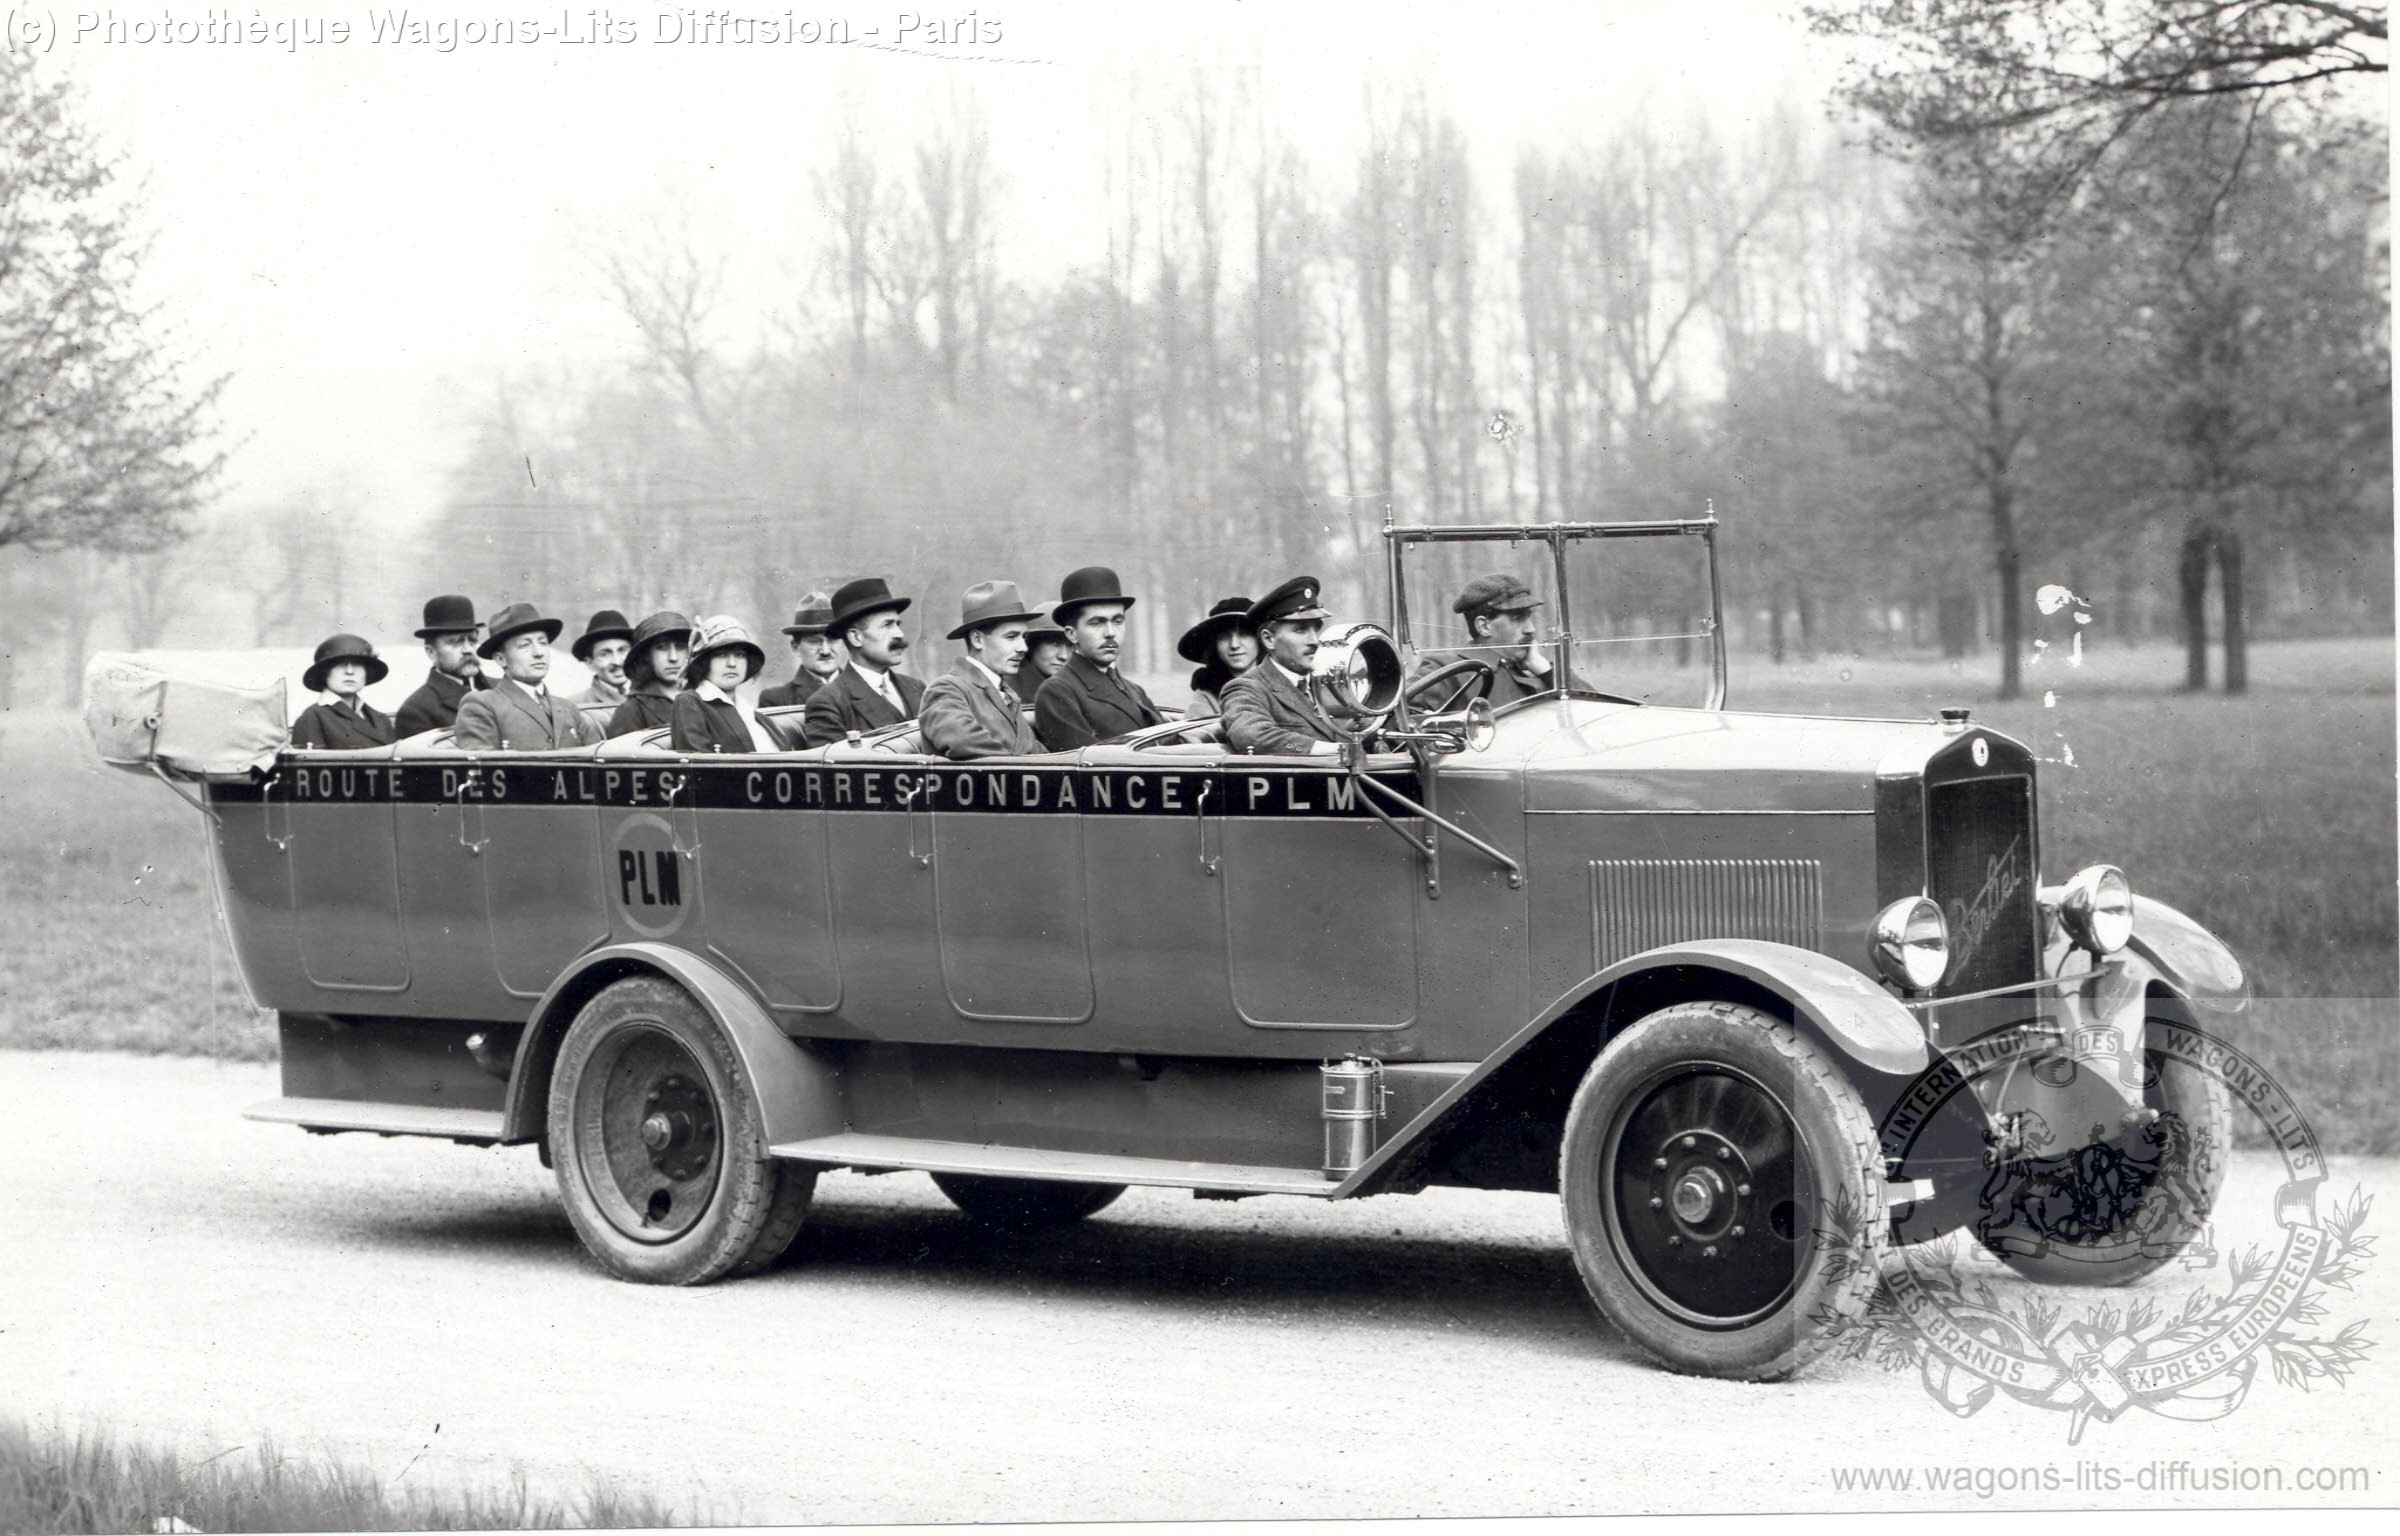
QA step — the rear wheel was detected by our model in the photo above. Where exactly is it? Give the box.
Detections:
[548,977,815,1283]
[931,1173,1125,1232]
[1560,1002,1885,1380]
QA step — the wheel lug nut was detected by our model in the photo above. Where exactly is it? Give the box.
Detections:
[1649,1197,1663,1210]
[1732,1225,1746,1238]
[1667,1235,1682,1246]
[1681,1135,1696,1149]
[1736,1183,1752,1196]
[1717,1147,1731,1161]
[1653,1157,1668,1170]
[1703,1245,1718,1258]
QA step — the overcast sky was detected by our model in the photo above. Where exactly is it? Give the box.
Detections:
[57,0,1845,524]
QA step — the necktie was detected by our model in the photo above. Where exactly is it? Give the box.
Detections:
[874,673,901,712]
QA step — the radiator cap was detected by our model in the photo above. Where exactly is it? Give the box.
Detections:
[1938,706,1973,733]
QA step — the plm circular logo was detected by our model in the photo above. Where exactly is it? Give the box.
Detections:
[1821,1018,2375,1441]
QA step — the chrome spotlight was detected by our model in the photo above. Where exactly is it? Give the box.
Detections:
[1311,622,1405,724]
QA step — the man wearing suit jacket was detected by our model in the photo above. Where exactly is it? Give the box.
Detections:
[394,593,490,737]
[919,580,1045,760]
[451,602,607,751]
[1033,565,1165,752]
[1219,575,1345,757]
[759,592,842,709]
[800,577,929,747]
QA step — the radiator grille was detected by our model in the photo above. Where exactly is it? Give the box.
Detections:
[1590,858,1824,965]
[1926,776,2037,997]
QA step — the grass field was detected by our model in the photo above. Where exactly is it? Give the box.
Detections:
[3,634,2392,1148]
[0,1417,692,1532]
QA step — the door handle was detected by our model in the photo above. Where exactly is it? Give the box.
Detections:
[666,771,702,856]
[1195,779,1219,877]
[456,775,487,855]
[264,781,291,854]
[900,775,932,869]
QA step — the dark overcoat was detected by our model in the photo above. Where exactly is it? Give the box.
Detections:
[1033,652,1164,752]
[800,665,928,747]
[394,668,487,737]
[607,689,678,737]
[290,699,396,751]
[757,670,830,710]
[669,691,786,753]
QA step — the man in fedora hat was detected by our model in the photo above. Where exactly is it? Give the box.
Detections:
[451,602,606,751]
[606,611,694,736]
[919,580,1045,760]
[394,593,491,737]
[1220,575,1345,757]
[1033,565,1165,752]
[1413,572,1585,706]
[759,590,842,709]
[290,634,396,750]
[570,609,636,711]
[801,577,928,747]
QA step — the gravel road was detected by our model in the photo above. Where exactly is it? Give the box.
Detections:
[7,1050,2394,1521]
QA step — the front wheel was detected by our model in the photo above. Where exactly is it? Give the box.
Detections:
[548,977,816,1284]
[931,1173,1126,1232]
[1560,1002,1886,1380]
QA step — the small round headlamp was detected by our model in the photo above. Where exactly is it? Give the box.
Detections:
[1872,897,1950,991]
[2058,864,2134,955]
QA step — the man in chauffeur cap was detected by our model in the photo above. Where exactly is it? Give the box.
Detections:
[1033,565,1165,752]
[919,580,1045,760]
[1412,572,1585,705]
[1219,575,1345,757]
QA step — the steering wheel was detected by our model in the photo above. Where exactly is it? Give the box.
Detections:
[1405,657,1496,717]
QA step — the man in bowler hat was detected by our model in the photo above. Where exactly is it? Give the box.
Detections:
[570,609,636,710]
[759,591,842,709]
[1033,566,1165,752]
[1219,575,1345,757]
[290,634,396,750]
[800,578,928,747]
[452,603,606,751]
[1413,573,1585,705]
[919,580,1045,760]
[394,593,490,737]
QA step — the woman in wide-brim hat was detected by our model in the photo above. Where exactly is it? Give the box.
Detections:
[608,611,693,737]
[1179,596,1257,717]
[671,615,782,753]
[291,633,396,750]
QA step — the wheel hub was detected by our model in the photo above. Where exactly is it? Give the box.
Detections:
[571,1028,723,1243]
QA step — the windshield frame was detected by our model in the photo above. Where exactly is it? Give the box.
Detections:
[1381,511,1729,713]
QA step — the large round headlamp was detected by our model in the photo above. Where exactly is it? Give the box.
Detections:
[1311,622,1404,722]
[1871,897,1950,991]
[2058,864,2134,955]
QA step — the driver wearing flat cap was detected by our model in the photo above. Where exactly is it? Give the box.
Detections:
[1219,575,1346,757]
[1414,573,1585,705]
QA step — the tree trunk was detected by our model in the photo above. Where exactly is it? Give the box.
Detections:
[1995,543,2023,701]
[2219,528,2248,695]
[2179,527,2212,691]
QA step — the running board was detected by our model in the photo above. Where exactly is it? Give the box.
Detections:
[245,1097,506,1143]
[768,1132,1337,1197]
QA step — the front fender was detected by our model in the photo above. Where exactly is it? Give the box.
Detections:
[501,942,845,1145]
[2126,894,2248,1013]
[1583,939,1933,1077]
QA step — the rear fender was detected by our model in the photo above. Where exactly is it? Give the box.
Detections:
[500,942,844,1145]
[2127,895,2248,1013]
[1341,940,1927,1194]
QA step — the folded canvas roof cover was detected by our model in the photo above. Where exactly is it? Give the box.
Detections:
[84,652,288,779]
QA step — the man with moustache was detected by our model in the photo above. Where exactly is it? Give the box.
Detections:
[918,580,1045,760]
[759,591,843,708]
[393,593,491,737]
[1219,575,1346,757]
[450,602,607,751]
[800,577,928,747]
[1033,565,1165,752]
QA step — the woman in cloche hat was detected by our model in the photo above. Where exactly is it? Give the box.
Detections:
[1177,595,1257,717]
[606,611,695,737]
[670,615,783,753]
[290,633,396,750]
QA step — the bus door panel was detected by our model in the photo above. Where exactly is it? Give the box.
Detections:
[930,761,1092,1025]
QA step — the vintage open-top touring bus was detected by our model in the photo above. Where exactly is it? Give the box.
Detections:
[88,510,2248,1379]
